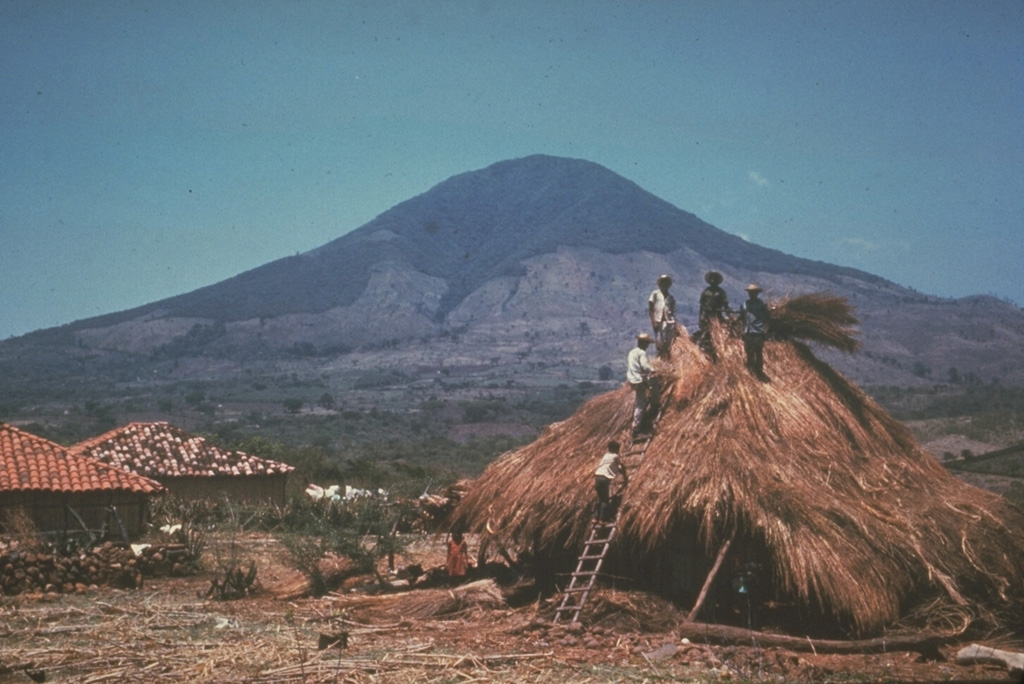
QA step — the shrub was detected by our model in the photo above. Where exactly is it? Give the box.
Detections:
[278,494,415,595]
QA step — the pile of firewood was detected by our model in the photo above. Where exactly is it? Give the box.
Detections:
[132,542,195,577]
[0,540,196,596]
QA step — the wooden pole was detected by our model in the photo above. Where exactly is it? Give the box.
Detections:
[686,532,735,623]
[677,622,948,658]
[956,644,1024,678]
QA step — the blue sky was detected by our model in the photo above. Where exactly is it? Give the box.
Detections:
[2,0,1021,340]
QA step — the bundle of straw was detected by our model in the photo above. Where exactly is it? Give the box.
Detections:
[770,293,860,352]
[396,579,506,619]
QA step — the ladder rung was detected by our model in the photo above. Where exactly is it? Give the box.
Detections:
[572,571,600,577]
[564,586,591,593]
[567,576,595,587]
[579,554,605,561]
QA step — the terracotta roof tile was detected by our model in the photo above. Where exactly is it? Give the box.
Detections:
[72,422,294,479]
[0,424,164,494]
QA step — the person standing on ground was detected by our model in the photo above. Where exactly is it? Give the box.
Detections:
[739,283,770,377]
[627,333,655,437]
[446,531,472,585]
[593,440,628,524]
[648,274,677,358]
[694,271,732,361]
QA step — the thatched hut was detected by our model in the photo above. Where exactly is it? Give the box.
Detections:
[73,422,294,505]
[1,423,163,537]
[452,295,1024,636]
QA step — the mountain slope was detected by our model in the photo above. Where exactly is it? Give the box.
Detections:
[32,155,879,329]
[5,154,1024,386]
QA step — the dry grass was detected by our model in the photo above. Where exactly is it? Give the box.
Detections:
[336,578,507,621]
[452,294,1024,635]
[770,293,861,352]
[0,572,550,684]
[1,532,1018,683]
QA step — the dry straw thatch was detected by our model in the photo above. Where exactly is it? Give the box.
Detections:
[771,292,861,352]
[383,579,506,620]
[452,293,1024,635]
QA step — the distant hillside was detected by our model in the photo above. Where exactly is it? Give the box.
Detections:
[4,154,1024,389]
[24,156,880,329]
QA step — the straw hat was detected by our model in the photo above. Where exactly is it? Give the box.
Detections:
[745,283,762,293]
[636,333,654,344]
[657,274,673,285]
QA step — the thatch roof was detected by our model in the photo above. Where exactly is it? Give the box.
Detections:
[452,294,1024,634]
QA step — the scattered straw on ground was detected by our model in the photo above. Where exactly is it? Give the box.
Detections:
[1,532,1018,683]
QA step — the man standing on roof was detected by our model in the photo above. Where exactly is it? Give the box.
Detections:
[627,333,656,437]
[593,440,628,524]
[648,274,677,358]
[694,271,732,361]
[739,283,770,377]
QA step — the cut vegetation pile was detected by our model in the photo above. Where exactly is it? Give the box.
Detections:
[339,578,507,622]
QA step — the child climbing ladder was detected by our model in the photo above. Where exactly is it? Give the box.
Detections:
[553,426,660,624]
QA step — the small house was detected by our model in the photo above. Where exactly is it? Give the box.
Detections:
[1,423,163,537]
[73,422,294,505]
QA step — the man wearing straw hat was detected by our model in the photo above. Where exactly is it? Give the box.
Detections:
[627,333,655,437]
[739,283,770,376]
[694,270,732,361]
[648,274,677,358]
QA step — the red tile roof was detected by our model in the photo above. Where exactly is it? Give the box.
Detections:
[73,422,294,479]
[0,424,163,494]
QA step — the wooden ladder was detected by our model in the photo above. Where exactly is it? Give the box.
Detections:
[553,431,656,624]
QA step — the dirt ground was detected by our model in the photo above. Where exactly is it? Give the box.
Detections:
[1,532,1021,684]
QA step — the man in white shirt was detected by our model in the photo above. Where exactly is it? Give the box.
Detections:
[593,440,628,524]
[627,333,655,436]
[648,274,677,357]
